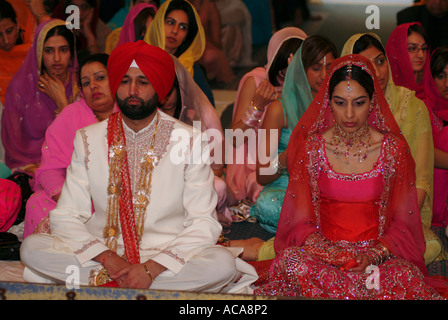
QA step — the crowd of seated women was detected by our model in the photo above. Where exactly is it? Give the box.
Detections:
[1,0,448,299]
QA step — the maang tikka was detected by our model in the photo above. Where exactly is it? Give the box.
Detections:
[346,64,353,95]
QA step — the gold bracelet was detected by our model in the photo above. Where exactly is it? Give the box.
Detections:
[142,264,155,282]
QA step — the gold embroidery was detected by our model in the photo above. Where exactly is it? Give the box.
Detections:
[104,113,160,254]
[80,128,91,170]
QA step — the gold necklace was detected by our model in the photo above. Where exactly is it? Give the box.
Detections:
[330,122,371,166]
[104,112,160,252]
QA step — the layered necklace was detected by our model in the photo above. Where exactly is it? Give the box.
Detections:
[330,122,371,166]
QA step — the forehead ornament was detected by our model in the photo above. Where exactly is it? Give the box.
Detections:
[346,64,353,94]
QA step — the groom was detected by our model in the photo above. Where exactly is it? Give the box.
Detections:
[20,41,257,293]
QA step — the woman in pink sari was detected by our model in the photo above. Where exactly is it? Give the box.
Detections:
[423,47,448,227]
[255,54,448,299]
[226,27,307,205]
[105,2,158,54]
[24,53,117,238]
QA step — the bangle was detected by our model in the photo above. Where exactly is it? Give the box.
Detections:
[142,264,155,282]
[101,251,113,266]
[272,156,287,175]
[365,243,391,266]
[251,101,263,113]
[242,101,263,127]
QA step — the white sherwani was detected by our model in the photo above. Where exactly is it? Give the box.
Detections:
[21,111,257,293]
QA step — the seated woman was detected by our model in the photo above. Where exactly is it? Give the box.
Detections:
[251,35,337,234]
[105,2,157,54]
[108,0,160,30]
[1,19,79,171]
[144,0,215,106]
[213,0,254,69]
[51,0,112,58]
[254,54,446,300]
[159,56,231,227]
[385,22,430,100]
[226,27,307,205]
[341,33,443,265]
[191,0,235,84]
[422,46,448,227]
[0,0,35,104]
[24,53,117,238]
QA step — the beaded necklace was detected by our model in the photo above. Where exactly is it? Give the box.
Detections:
[330,122,371,166]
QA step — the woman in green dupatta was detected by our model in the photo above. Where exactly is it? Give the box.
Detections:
[340,33,444,265]
[231,35,337,260]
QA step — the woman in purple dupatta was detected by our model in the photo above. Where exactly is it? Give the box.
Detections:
[1,19,79,170]
[24,53,117,238]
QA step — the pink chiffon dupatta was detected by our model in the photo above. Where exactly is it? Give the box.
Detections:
[385,22,428,100]
[117,3,158,46]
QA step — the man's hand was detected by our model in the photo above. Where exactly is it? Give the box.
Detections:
[114,263,153,289]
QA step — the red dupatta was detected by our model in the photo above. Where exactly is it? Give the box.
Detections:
[385,22,428,100]
[274,54,428,275]
[422,49,448,130]
[106,112,141,265]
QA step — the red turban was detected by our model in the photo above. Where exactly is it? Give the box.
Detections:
[107,40,175,102]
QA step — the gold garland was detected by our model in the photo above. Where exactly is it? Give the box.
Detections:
[90,113,160,286]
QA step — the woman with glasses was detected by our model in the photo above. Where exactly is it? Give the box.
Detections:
[385,22,431,100]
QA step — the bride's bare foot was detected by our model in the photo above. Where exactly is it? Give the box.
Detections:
[230,237,265,261]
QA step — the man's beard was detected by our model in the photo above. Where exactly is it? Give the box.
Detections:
[116,94,159,120]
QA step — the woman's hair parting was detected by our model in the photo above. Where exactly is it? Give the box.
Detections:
[329,64,374,100]
[301,35,338,71]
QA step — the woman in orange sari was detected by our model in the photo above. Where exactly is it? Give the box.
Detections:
[0,0,36,104]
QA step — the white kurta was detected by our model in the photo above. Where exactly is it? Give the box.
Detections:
[21,111,257,293]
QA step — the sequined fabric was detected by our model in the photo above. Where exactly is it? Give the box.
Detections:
[266,55,444,299]
[255,247,443,300]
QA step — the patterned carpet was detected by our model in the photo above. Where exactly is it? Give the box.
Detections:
[428,226,448,277]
